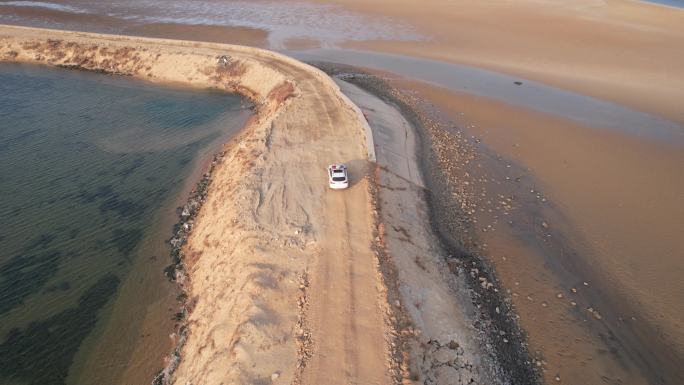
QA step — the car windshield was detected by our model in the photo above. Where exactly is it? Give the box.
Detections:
[332,176,346,182]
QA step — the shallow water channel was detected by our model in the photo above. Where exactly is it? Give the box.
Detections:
[0,63,251,385]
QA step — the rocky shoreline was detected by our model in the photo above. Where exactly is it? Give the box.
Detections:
[315,63,540,384]
[153,151,226,385]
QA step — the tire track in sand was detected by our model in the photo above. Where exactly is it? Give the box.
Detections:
[303,182,389,385]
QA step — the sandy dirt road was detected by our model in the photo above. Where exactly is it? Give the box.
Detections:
[252,64,391,385]
[161,35,392,385]
[303,186,388,385]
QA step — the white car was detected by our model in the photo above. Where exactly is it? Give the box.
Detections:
[328,163,349,189]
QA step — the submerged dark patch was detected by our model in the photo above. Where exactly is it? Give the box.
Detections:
[0,251,62,315]
[0,274,119,385]
[98,194,146,219]
[77,184,115,204]
[117,155,146,178]
[111,228,143,257]
[44,281,71,293]
[177,156,192,166]
[26,233,57,251]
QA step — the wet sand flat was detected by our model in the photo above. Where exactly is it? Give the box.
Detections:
[322,0,684,125]
[0,3,270,48]
[390,78,684,384]
[122,23,269,48]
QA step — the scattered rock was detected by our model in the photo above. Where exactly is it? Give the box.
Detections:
[433,347,458,364]
[216,55,230,66]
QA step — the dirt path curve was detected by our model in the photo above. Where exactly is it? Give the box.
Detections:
[170,47,392,385]
[271,70,390,385]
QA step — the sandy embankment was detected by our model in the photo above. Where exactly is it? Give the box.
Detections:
[333,76,525,385]
[321,68,546,385]
[0,25,393,384]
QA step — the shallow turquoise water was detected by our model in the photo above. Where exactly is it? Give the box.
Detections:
[0,63,250,385]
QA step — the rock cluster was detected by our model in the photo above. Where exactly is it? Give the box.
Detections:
[153,152,224,385]
[365,169,415,384]
[293,271,313,383]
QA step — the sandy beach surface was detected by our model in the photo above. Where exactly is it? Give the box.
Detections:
[1,0,683,384]
[393,78,684,385]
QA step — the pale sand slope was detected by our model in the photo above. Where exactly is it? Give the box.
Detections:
[0,25,391,384]
[314,0,684,125]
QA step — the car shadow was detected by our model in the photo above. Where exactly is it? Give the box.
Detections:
[342,158,374,189]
